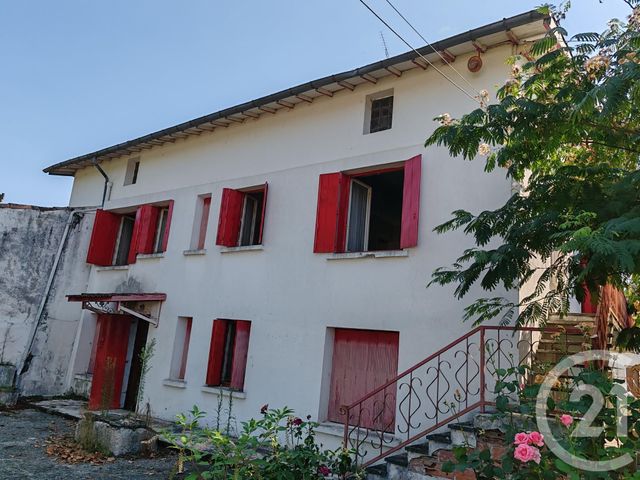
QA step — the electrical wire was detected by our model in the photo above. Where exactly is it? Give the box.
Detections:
[383,0,484,97]
[357,0,481,104]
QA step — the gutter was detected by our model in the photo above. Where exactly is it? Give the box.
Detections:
[93,159,111,208]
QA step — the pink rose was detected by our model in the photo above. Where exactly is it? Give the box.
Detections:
[560,414,573,427]
[513,432,530,445]
[531,446,541,464]
[528,431,544,447]
[514,444,541,463]
[318,465,331,476]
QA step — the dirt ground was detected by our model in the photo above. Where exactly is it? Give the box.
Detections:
[0,408,178,479]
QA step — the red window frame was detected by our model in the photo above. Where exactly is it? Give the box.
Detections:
[313,155,421,253]
[206,319,251,391]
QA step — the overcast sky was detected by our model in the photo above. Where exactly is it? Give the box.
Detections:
[0,0,630,206]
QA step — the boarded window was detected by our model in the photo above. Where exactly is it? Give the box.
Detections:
[313,155,421,253]
[206,319,251,391]
[328,328,399,431]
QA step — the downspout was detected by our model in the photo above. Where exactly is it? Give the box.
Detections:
[16,210,82,388]
[93,158,111,208]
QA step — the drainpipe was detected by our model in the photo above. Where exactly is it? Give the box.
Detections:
[16,210,82,389]
[93,158,111,208]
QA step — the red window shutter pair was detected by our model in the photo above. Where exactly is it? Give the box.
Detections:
[86,200,174,266]
[313,154,422,253]
[206,319,251,391]
[216,184,268,247]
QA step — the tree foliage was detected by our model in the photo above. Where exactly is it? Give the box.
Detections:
[426,2,640,326]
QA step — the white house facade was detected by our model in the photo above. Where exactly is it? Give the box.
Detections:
[42,11,550,448]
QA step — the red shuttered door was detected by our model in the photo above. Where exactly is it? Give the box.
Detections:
[216,189,245,247]
[86,210,121,266]
[313,173,350,253]
[328,329,399,431]
[400,155,422,249]
[88,315,131,410]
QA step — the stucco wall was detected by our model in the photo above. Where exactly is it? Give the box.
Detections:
[64,44,521,439]
[0,204,92,395]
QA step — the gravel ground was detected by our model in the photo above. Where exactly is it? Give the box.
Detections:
[0,408,178,479]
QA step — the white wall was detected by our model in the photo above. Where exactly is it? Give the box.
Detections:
[67,45,519,437]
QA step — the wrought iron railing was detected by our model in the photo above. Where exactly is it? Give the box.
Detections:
[340,326,566,468]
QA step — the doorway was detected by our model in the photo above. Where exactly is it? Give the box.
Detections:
[88,314,149,412]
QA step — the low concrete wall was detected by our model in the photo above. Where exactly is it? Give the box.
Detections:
[0,204,92,396]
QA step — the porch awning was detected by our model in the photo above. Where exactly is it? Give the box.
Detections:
[67,292,166,327]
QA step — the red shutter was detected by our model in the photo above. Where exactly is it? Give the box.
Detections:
[197,197,212,250]
[230,321,251,391]
[161,200,174,252]
[258,183,268,245]
[206,320,228,386]
[216,189,244,247]
[86,209,121,266]
[313,173,350,253]
[128,205,160,264]
[400,155,422,249]
[178,318,192,380]
[88,314,131,410]
[328,329,399,430]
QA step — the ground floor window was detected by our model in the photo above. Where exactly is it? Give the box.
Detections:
[327,328,399,431]
[206,319,251,391]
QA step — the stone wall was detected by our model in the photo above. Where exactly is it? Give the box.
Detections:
[0,204,93,396]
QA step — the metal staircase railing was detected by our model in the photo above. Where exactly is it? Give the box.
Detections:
[340,326,564,468]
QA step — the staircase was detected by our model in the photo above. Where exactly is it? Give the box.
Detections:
[342,317,600,479]
[364,411,509,479]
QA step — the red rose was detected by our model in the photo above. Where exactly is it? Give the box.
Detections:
[260,404,269,414]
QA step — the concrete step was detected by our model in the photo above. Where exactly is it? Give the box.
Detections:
[424,432,452,454]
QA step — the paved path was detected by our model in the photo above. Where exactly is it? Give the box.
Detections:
[0,409,177,479]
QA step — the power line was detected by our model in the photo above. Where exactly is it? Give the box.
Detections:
[383,0,483,97]
[357,0,480,104]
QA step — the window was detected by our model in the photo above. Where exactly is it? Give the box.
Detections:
[191,195,212,250]
[365,90,393,134]
[153,208,170,253]
[216,184,268,247]
[206,319,251,390]
[86,200,174,266]
[313,155,421,253]
[113,214,136,266]
[169,317,192,380]
[124,158,140,186]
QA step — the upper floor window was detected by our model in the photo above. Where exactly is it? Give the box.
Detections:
[86,201,174,266]
[313,155,421,254]
[365,90,394,134]
[124,158,140,186]
[216,184,268,248]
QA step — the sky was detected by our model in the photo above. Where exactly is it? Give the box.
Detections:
[0,0,631,206]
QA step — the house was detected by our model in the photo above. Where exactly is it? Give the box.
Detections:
[38,11,553,450]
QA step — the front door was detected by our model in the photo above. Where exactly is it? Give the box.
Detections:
[328,329,399,431]
[88,314,131,410]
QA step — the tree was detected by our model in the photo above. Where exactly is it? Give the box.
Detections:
[425,2,640,327]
